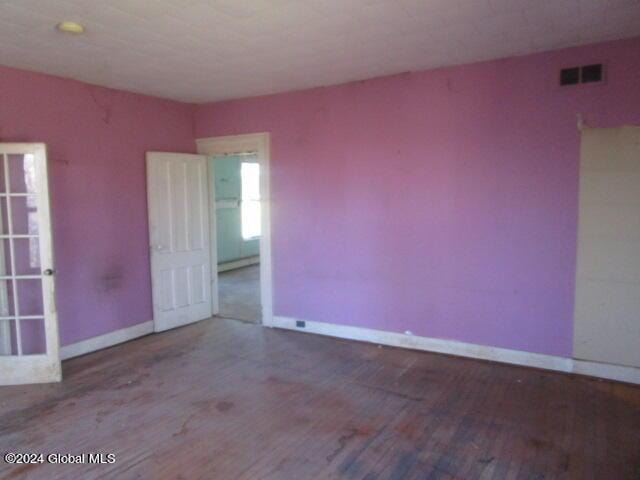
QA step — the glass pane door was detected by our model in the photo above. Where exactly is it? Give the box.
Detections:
[0,144,60,385]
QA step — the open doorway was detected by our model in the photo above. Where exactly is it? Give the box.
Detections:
[196,133,273,327]
[211,154,261,322]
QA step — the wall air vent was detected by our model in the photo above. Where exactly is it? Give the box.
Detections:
[560,64,604,86]
[581,64,603,83]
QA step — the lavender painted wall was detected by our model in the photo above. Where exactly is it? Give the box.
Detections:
[195,37,640,358]
[0,65,195,347]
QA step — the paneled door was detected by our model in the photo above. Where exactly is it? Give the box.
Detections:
[146,152,213,332]
[0,143,60,385]
[573,126,640,368]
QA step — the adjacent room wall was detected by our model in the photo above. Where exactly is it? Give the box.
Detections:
[0,65,195,347]
[211,155,260,266]
[195,37,640,358]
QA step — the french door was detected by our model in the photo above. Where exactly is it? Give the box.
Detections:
[147,152,213,332]
[0,143,60,385]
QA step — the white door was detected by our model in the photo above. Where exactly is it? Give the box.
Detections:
[0,143,60,385]
[147,152,213,332]
[573,126,640,368]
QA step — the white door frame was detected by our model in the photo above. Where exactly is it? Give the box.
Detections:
[196,133,273,327]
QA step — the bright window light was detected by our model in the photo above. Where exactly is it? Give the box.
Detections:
[241,162,261,240]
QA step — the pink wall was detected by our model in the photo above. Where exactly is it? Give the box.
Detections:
[195,37,640,357]
[0,65,195,347]
[1,37,638,357]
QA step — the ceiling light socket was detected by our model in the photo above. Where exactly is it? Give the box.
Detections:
[56,21,85,35]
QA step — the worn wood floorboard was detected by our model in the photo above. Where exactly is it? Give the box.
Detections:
[1,318,639,479]
[218,265,261,323]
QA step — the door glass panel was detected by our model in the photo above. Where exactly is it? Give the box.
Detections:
[13,238,41,275]
[17,279,44,317]
[0,197,39,236]
[0,280,16,316]
[20,319,46,355]
[0,239,12,276]
[10,196,39,235]
[0,278,43,316]
[0,320,17,356]
[0,154,37,195]
[0,198,8,234]
[7,154,37,194]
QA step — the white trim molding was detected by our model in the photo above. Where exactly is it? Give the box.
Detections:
[572,359,640,385]
[218,256,260,273]
[61,321,153,361]
[196,133,274,327]
[273,316,640,385]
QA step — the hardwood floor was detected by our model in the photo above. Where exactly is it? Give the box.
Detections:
[218,264,261,323]
[1,318,639,479]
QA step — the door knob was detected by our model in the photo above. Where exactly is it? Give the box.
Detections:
[43,269,55,276]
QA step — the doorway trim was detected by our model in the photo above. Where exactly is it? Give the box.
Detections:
[196,133,273,327]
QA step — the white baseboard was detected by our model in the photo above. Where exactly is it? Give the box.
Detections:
[61,321,154,360]
[272,316,640,385]
[218,256,259,273]
[572,359,640,385]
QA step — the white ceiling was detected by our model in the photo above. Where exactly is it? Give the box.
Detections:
[0,0,638,103]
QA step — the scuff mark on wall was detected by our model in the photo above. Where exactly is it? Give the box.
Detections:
[100,269,124,292]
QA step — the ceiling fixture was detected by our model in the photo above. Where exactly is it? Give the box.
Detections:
[56,21,85,35]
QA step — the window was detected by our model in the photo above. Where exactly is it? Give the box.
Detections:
[240,162,260,240]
